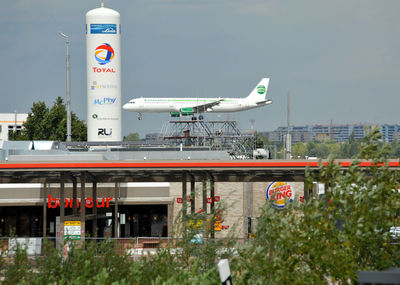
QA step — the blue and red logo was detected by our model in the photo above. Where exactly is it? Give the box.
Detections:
[266,182,295,208]
[94,43,114,65]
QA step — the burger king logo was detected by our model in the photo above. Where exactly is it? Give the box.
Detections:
[266,182,295,208]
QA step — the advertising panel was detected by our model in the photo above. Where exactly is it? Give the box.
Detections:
[64,221,82,240]
[266,182,295,208]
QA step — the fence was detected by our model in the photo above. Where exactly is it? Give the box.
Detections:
[0,236,248,259]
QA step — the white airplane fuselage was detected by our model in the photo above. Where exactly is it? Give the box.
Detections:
[123,97,268,113]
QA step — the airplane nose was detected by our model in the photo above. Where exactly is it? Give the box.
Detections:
[122,103,128,110]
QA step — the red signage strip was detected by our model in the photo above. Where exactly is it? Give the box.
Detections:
[0,161,399,170]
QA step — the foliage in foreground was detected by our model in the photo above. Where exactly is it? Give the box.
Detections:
[1,128,399,284]
[235,127,400,284]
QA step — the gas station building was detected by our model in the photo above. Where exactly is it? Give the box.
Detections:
[0,160,312,240]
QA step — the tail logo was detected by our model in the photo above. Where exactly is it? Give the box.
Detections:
[257,85,266,95]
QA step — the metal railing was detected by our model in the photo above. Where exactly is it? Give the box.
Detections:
[0,237,248,259]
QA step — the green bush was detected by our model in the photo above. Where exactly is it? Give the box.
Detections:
[233,127,400,284]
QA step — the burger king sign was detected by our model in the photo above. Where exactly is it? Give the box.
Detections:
[266,182,295,208]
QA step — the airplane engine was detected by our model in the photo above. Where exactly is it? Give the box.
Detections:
[206,108,213,112]
[180,108,194,116]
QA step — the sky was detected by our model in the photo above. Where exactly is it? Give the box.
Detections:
[1,0,399,138]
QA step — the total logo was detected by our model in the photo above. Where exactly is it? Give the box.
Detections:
[92,67,116,73]
[98,128,112,136]
[94,97,117,105]
[94,43,114,65]
[266,182,295,209]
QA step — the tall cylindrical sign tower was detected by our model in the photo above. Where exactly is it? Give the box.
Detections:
[86,4,121,141]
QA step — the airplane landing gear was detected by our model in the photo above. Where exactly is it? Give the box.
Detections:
[138,113,142,120]
[199,115,204,120]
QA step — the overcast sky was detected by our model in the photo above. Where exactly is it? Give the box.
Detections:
[1,0,399,138]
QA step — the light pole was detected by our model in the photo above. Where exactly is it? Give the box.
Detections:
[285,92,291,159]
[59,32,72,142]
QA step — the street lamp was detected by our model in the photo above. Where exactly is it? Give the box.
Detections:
[59,32,72,142]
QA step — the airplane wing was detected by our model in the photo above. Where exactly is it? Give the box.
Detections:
[192,99,225,113]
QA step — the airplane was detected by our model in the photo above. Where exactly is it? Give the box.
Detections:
[122,78,272,120]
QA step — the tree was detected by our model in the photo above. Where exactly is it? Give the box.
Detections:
[390,140,400,157]
[326,142,341,158]
[71,113,87,141]
[123,132,140,142]
[253,132,267,148]
[339,132,359,158]
[10,97,87,141]
[292,142,306,158]
[235,127,400,283]
[22,101,50,140]
[257,135,270,148]
[48,97,67,141]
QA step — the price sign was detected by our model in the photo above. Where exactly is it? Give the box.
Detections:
[64,221,81,240]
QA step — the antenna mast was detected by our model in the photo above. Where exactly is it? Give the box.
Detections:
[285,92,291,159]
